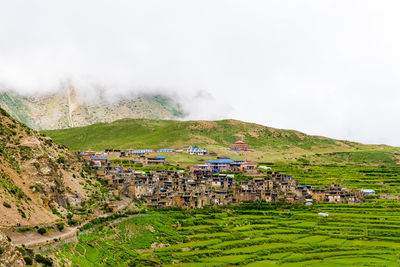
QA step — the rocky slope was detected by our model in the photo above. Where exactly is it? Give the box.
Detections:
[0,107,90,227]
[0,232,25,267]
[0,87,184,130]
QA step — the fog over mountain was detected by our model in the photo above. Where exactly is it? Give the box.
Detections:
[1,1,400,145]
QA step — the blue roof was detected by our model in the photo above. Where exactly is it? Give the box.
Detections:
[156,156,166,159]
[158,149,174,152]
[134,149,153,154]
[207,159,233,164]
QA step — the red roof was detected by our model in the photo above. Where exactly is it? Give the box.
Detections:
[235,140,245,144]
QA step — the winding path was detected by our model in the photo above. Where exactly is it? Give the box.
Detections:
[7,197,132,248]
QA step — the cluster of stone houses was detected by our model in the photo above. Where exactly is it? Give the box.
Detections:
[80,150,364,208]
[192,159,257,173]
[102,146,210,157]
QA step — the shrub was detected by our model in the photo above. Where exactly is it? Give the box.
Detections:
[67,219,78,226]
[3,202,11,208]
[56,223,64,231]
[37,228,47,235]
[17,208,26,218]
[0,108,9,117]
[34,254,53,266]
[0,248,3,255]
[57,156,65,164]
[24,256,33,265]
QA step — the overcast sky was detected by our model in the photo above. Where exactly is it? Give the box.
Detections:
[1,1,400,145]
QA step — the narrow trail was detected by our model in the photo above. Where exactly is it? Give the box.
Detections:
[7,197,132,248]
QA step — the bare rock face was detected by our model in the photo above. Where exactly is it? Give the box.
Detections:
[0,232,25,267]
[0,107,92,226]
[0,87,184,130]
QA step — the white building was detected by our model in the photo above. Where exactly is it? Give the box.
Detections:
[361,189,375,196]
[188,146,208,156]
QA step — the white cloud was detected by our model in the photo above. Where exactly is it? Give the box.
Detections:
[0,0,400,145]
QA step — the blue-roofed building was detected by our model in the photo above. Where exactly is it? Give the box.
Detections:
[134,149,153,155]
[157,149,175,153]
[138,155,167,165]
[207,159,233,171]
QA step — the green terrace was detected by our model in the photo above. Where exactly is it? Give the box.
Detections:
[261,162,400,195]
[48,201,400,266]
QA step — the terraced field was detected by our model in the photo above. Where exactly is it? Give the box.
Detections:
[264,162,400,195]
[48,201,400,266]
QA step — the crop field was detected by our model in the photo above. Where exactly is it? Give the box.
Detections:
[48,201,400,266]
[263,162,400,195]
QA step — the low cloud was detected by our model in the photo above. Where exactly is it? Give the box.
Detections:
[1,1,400,145]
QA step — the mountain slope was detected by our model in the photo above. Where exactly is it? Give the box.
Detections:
[0,232,25,266]
[43,118,400,164]
[0,108,90,227]
[0,88,184,130]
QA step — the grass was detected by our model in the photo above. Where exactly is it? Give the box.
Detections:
[263,161,400,194]
[47,201,400,266]
[41,118,400,164]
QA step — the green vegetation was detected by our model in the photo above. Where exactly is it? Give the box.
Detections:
[56,223,65,231]
[37,227,47,235]
[42,119,353,151]
[263,161,400,195]
[49,201,400,266]
[53,213,184,266]
[34,254,53,266]
[43,118,400,164]
[23,256,33,265]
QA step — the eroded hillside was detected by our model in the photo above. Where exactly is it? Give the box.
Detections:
[0,108,89,226]
[0,87,184,130]
[0,232,25,267]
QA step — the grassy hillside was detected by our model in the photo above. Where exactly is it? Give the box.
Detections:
[43,118,400,164]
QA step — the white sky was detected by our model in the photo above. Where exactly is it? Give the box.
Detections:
[1,1,400,145]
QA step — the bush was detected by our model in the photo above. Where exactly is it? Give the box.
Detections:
[37,228,47,235]
[67,219,78,226]
[56,223,64,231]
[0,108,9,117]
[34,254,53,266]
[57,156,65,164]
[24,256,33,265]
[0,248,3,255]
[17,208,26,218]
[3,202,11,208]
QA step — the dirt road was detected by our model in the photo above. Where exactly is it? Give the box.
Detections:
[6,197,133,248]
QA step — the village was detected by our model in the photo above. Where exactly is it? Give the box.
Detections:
[79,141,366,209]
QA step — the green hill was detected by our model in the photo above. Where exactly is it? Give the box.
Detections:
[42,119,400,164]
